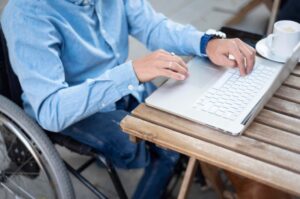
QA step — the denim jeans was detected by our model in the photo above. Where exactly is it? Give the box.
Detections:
[61,83,179,199]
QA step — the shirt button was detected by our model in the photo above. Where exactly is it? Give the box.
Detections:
[116,53,120,58]
[128,85,134,91]
[101,103,106,108]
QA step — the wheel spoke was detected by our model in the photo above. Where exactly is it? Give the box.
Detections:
[6,177,35,199]
[1,180,34,199]
[0,99,73,199]
[8,156,34,176]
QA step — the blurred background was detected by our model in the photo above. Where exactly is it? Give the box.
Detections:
[0,0,275,198]
[128,0,270,60]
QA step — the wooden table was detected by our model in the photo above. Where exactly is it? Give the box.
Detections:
[121,64,300,198]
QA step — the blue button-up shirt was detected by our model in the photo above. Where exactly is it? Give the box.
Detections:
[1,0,204,132]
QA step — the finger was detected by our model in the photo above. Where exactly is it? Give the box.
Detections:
[229,42,246,76]
[160,61,188,75]
[218,55,237,68]
[242,41,256,55]
[236,39,256,74]
[166,56,187,69]
[160,68,186,80]
[162,54,188,69]
[156,60,188,75]
[171,55,188,69]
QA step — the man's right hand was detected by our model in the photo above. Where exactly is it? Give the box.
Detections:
[132,50,189,82]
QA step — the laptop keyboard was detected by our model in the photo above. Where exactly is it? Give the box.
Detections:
[193,64,276,120]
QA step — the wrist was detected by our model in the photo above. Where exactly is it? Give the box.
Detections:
[200,29,226,57]
[132,60,142,83]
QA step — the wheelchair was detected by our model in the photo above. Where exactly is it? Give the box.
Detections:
[0,26,127,198]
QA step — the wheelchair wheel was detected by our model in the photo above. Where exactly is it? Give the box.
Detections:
[0,95,74,199]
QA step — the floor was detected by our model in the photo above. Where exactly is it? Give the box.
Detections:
[0,0,271,198]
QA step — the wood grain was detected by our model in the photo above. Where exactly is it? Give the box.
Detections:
[121,63,300,198]
[131,104,300,174]
[178,157,198,199]
[284,75,300,89]
[265,97,300,119]
[256,109,300,135]
[275,86,300,104]
[120,116,300,196]
[244,123,300,153]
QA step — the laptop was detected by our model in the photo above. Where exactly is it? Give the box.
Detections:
[145,42,300,136]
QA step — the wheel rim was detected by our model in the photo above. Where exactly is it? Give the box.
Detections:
[0,113,59,199]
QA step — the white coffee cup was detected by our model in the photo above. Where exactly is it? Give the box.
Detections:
[267,20,300,59]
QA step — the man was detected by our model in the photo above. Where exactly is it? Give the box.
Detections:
[1,0,255,198]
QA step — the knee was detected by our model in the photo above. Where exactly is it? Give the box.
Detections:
[113,141,151,169]
[151,146,180,166]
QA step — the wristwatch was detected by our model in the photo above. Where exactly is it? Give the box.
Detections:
[200,29,227,57]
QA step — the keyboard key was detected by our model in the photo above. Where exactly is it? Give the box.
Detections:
[193,63,272,121]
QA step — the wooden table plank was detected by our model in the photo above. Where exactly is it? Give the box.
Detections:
[244,123,300,153]
[131,104,300,174]
[121,116,300,196]
[256,109,300,135]
[275,85,300,104]
[265,97,300,119]
[284,75,300,89]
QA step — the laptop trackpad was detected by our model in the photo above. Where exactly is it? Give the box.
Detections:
[146,58,225,112]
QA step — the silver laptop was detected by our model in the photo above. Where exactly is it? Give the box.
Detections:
[146,43,300,136]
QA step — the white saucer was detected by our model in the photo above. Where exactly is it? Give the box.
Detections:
[255,37,298,63]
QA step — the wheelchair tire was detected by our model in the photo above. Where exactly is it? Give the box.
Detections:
[0,95,75,199]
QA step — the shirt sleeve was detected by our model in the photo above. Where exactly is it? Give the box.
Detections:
[124,0,204,56]
[1,6,139,132]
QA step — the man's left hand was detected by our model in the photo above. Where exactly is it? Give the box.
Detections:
[206,38,256,76]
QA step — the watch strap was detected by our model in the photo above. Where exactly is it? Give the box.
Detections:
[200,34,214,57]
[200,29,226,57]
